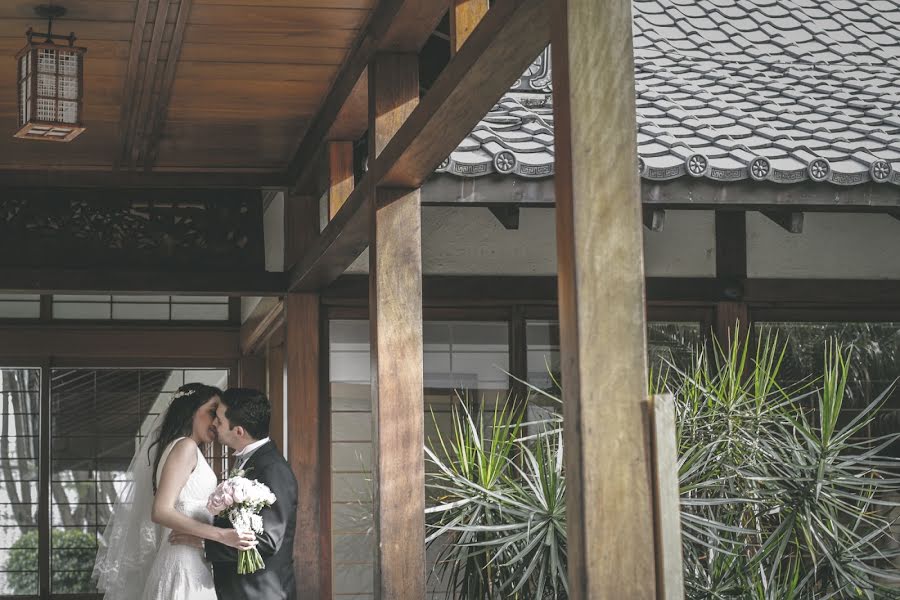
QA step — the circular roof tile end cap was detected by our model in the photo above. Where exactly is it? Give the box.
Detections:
[870,159,892,183]
[437,157,451,172]
[749,156,771,181]
[638,157,646,178]
[685,153,709,178]
[493,150,517,174]
[807,157,831,182]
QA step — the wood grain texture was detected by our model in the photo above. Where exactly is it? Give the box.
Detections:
[650,394,686,600]
[328,141,355,219]
[552,0,658,597]
[287,0,551,292]
[239,355,267,389]
[377,0,552,187]
[286,0,449,187]
[715,212,747,279]
[284,293,332,599]
[240,297,285,355]
[450,0,489,55]
[368,54,425,600]
[266,341,285,452]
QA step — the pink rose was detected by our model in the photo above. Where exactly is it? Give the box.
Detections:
[207,484,235,516]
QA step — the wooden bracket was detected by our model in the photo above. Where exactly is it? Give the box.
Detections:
[761,210,804,233]
[488,205,520,230]
[643,208,666,232]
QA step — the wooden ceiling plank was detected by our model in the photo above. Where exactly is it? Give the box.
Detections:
[286,0,449,190]
[287,0,551,292]
[142,0,194,170]
[115,0,153,169]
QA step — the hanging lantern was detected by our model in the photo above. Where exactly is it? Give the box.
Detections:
[14,5,86,142]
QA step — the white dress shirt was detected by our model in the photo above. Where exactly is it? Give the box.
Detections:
[233,436,270,471]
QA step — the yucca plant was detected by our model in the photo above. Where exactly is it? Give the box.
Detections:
[428,330,900,599]
[425,387,566,599]
[658,332,900,599]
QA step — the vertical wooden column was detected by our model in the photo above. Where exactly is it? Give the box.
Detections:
[238,355,266,390]
[266,341,285,452]
[328,141,355,220]
[368,53,425,600]
[284,185,331,596]
[714,211,749,349]
[552,1,658,598]
[285,293,331,598]
[450,0,489,56]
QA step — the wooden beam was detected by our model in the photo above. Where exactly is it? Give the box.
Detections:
[761,210,804,233]
[715,212,747,279]
[115,0,151,170]
[552,0,657,598]
[377,0,551,188]
[451,0,490,55]
[0,171,284,189]
[141,0,195,169]
[643,207,666,232]
[0,325,240,361]
[644,179,900,209]
[487,205,520,229]
[284,293,331,599]
[285,193,321,271]
[286,0,449,189]
[368,53,425,600]
[328,141,355,220]
[714,212,749,346]
[0,268,285,295]
[240,298,286,355]
[288,0,552,292]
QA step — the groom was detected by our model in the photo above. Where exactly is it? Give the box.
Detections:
[174,387,298,599]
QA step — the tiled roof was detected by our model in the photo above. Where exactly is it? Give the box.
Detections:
[435,0,900,186]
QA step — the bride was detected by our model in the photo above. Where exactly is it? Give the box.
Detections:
[93,383,257,600]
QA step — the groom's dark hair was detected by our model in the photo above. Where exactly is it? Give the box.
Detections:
[220,388,271,440]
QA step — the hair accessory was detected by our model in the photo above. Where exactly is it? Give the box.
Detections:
[173,388,195,400]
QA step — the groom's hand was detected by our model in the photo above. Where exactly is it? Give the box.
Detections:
[169,532,203,548]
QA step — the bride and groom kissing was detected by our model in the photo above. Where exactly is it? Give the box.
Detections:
[93,384,299,600]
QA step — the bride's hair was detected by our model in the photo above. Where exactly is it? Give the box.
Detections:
[148,382,222,494]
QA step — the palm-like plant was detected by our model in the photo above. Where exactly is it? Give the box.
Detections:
[427,333,900,599]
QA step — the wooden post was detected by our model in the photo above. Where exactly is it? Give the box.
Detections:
[450,0,490,56]
[328,141,355,220]
[285,293,331,598]
[649,394,685,600]
[267,341,285,452]
[368,52,425,600]
[238,355,266,391]
[714,211,749,350]
[552,0,658,598]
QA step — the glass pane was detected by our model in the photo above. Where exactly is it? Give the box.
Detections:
[0,369,41,596]
[755,321,900,456]
[526,320,703,390]
[49,368,229,593]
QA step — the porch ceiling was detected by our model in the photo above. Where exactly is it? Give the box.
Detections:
[0,0,378,178]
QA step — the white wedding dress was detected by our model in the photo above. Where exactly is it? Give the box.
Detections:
[141,437,218,600]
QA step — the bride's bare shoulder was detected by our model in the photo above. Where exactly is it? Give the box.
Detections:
[166,437,199,466]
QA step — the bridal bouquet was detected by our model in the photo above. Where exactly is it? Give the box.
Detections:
[207,474,277,574]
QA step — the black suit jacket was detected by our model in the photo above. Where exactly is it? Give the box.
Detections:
[206,441,298,600]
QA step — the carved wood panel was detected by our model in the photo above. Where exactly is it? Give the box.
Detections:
[0,191,265,271]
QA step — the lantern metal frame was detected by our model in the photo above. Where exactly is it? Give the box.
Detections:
[14,5,87,142]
